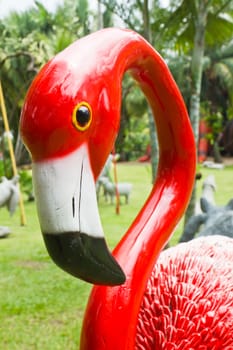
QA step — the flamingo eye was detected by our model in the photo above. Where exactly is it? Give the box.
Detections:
[72,102,92,131]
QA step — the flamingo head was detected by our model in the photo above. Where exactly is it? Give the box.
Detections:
[20,34,125,285]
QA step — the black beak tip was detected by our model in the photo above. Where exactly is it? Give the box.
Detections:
[43,232,126,286]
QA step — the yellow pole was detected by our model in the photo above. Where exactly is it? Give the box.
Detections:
[0,80,26,225]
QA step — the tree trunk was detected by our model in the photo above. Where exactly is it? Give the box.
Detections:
[97,0,103,29]
[148,109,158,182]
[143,0,159,182]
[189,1,209,142]
[184,0,209,224]
[213,140,222,163]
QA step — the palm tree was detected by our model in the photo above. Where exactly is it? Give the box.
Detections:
[0,0,85,166]
[158,0,233,222]
[204,42,233,107]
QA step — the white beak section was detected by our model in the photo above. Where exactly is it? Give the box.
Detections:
[32,144,126,285]
[32,144,104,238]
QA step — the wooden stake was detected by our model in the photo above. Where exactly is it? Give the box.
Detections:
[0,80,26,226]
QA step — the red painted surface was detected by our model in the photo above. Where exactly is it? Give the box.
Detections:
[63,29,195,349]
[21,28,196,348]
[21,29,233,349]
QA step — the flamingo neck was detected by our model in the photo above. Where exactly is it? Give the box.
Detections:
[81,28,196,349]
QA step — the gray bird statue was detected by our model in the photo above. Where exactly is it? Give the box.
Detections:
[0,175,20,238]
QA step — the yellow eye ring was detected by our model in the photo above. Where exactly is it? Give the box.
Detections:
[72,101,92,131]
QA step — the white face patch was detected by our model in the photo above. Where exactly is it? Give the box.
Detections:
[32,144,104,238]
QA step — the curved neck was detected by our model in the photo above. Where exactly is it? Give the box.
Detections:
[81,28,196,349]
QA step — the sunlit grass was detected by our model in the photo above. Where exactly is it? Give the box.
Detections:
[0,161,232,349]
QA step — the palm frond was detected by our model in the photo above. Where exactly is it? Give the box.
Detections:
[213,60,233,103]
[206,13,233,46]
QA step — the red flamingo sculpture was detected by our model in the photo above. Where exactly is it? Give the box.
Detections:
[20,28,233,349]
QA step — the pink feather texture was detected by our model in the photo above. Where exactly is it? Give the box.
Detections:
[136,235,233,349]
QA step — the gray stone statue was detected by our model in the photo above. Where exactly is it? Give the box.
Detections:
[101,177,132,204]
[195,174,216,214]
[0,175,20,238]
[179,197,233,243]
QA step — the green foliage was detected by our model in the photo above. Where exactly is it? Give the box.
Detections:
[204,113,222,145]
[0,135,14,178]
[0,159,12,179]
[0,162,152,349]
[0,0,85,164]
[116,76,150,160]
[19,169,33,199]
[1,0,233,169]
[169,27,233,140]
[123,128,150,160]
[99,0,144,32]
[156,0,233,53]
[0,202,90,349]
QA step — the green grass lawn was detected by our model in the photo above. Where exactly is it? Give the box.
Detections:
[0,161,232,349]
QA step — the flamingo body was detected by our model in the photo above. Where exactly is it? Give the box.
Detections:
[81,236,233,350]
[19,28,233,349]
[136,235,233,349]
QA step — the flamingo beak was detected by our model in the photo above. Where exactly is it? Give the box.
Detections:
[32,144,125,286]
